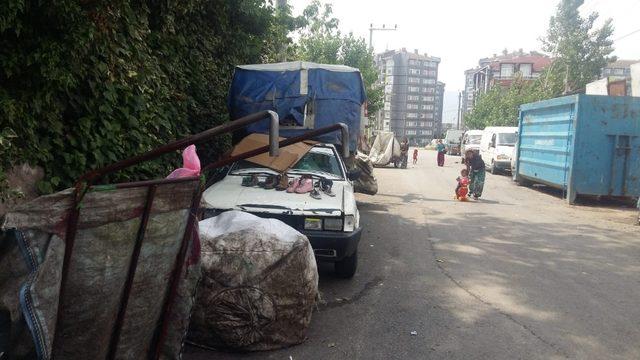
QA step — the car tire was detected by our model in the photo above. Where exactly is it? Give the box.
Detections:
[334,251,358,279]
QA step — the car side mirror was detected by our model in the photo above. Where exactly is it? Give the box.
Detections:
[347,169,361,181]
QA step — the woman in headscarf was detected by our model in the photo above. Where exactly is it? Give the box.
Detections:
[435,140,446,167]
[465,149,485,199]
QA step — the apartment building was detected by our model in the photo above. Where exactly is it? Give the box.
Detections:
[376,48,441,146]
[462,50,552,118]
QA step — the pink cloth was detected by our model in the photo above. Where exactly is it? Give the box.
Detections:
[166,144,201,179]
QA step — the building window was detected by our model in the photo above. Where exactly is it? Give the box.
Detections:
[406,130,417,135]
[407,104,419,110]
[422,104,434,110]
[384,102,391,110]
[406,113,418,118]
[406,121,417,127]
[409,77,421,83]
[408,95,420,101]
[409,86,420,92]
[500,63,514,77]
[408,60,417,66]
[519,63,532,77]
[386,60,394,67]
[384,112,390,119]
[422,96,435,102]
[425,70,437,77]
[409,68,420,75]
[422,78,436,84]
[426,121,433,127]
[420,130,433,135]
[423,87,435,93]
[614,68,624,76]
[385,94,393,101]
[425,113,434,119]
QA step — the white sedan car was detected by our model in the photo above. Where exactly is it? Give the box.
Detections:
[201,144,362,278]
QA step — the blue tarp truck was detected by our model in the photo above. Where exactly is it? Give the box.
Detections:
[227,61,367,153]
[514,94,640,204]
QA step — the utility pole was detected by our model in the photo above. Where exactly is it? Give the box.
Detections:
[368,24,398,52]
[456,91,462,130]
[276,0,288,61]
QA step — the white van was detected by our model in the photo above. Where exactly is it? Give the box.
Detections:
[460,130,483,159]
[480,127,518,174]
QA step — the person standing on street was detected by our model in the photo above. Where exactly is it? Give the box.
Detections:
[435,140,446,167]
[412,148,418,165]
[465,149,485,199]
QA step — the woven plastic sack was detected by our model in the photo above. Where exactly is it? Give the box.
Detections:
[0,180,201,360]
[188,211,318,351]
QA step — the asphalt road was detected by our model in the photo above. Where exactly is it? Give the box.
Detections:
[185,149,640,360]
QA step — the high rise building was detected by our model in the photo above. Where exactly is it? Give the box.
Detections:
[375,48,441,146]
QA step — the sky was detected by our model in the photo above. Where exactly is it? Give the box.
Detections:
[288,0,640,123]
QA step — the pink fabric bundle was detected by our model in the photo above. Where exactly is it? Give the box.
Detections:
[167,144,201,179]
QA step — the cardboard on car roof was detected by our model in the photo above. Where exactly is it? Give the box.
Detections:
[231,133,316,172]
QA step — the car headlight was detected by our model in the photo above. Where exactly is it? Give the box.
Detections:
[304,218,322,230]
[324,218,343,231]
[497,154,510,160]
[343,215,356,232]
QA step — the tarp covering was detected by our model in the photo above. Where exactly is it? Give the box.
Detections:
[0,181,201,360]
[188,211,318,351]
[369,132,401,166]
[228,61,366,152]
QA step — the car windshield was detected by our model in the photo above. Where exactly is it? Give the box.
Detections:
[468,135,481,144]
[497,133,517,145]
[229,146,343,179]
[290,147,343,179]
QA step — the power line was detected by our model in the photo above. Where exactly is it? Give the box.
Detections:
[614,27,640,42]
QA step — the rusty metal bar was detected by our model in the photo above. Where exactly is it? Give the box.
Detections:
[151,182,203,360]
[76,110,280,185]
[107,185,158,360]
[202,122,350,172]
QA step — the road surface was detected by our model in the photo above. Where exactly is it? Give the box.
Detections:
[185,149,639,360]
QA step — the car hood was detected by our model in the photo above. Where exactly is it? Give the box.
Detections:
[202,175,345,216]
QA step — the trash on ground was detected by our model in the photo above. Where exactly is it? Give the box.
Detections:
[188,211,318,351]
[410,331,418,336]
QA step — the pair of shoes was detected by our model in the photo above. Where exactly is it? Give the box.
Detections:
[473,194,480,200]
[275,174,289,191]
[241,174,259,187]
[287,175,314,193]
[319,178,335,197]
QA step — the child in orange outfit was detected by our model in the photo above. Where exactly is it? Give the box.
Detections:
[455,169,470,201]
[412,149,418,165]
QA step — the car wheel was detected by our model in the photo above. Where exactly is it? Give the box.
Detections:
[334,251,358,279]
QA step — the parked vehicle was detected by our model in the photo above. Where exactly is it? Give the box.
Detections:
[514,94,640,204]
[460,130,483,159]
[480,126,518,174]
[444,129,465,155]
[201,143,362,278]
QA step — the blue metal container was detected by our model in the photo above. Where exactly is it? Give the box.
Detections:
[515,94,640,203]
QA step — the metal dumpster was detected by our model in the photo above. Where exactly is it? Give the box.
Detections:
[514,94,640,204]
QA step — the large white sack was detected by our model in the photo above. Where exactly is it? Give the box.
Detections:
[188,211,318,351]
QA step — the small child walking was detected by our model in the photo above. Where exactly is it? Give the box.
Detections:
[412,149,418,165]
[455,169,470,200]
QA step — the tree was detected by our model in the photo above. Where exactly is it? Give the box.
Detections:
[541,0,615,94]
[296,0,382,119]
[464,76,547,130]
